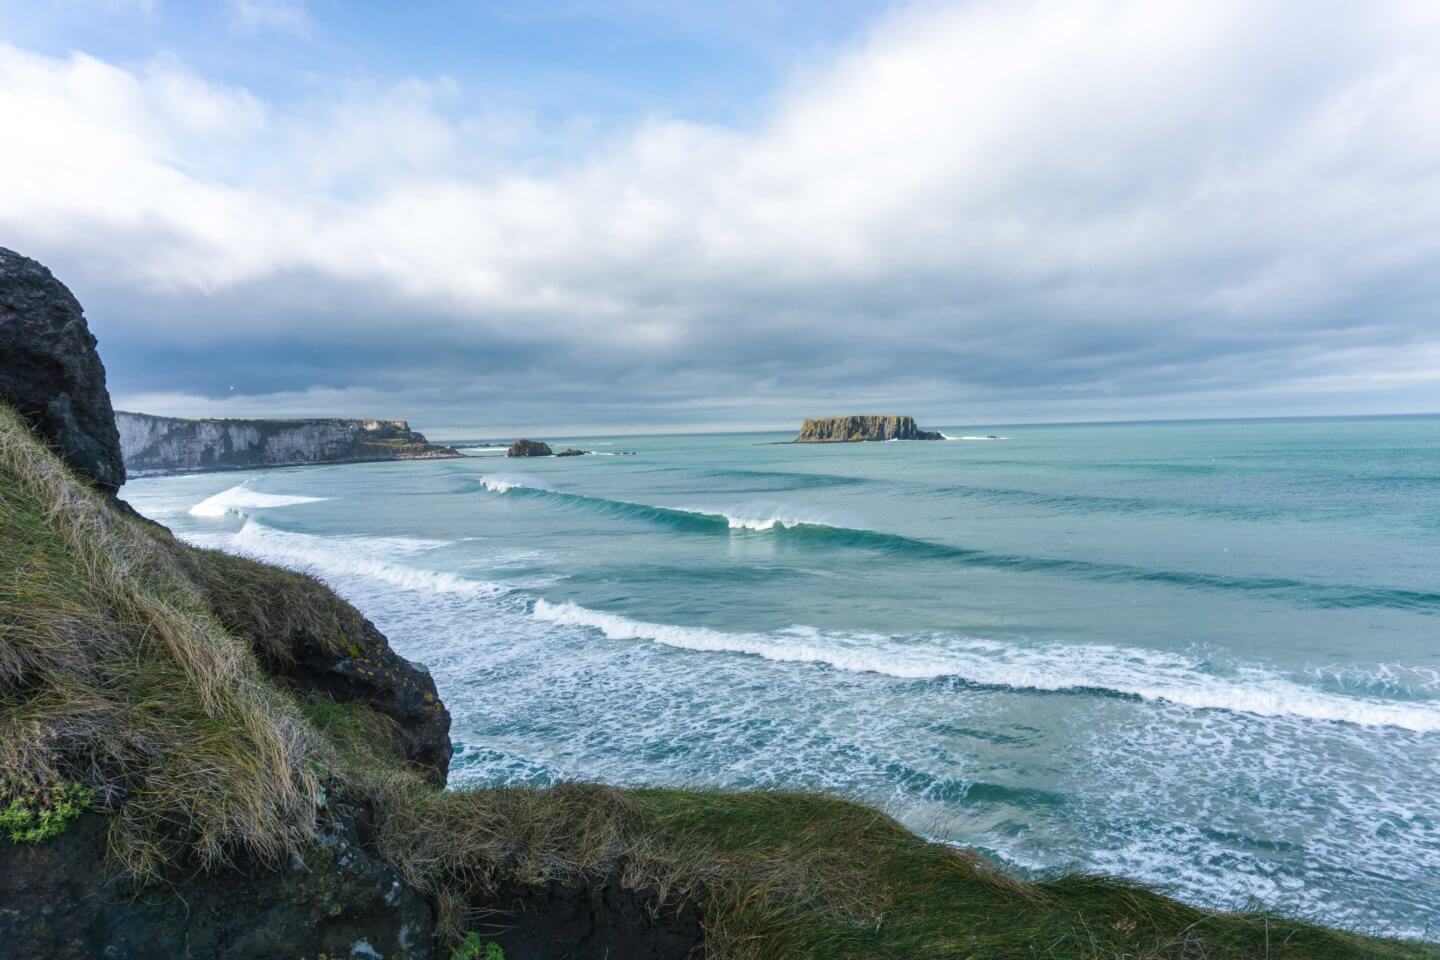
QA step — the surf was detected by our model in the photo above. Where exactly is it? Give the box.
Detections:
[478,476,844,535]
[188,483,329,517]
[481,479,1440,613]
[532,599,1440,733]
[188,518,506,597]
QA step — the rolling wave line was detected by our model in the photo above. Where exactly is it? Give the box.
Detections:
[479,479,1440,612]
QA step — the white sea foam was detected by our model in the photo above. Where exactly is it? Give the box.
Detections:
[531,600,1440,732]
[195,520,506,597]
[941,433,1010,440]
[189,483,329,517]
[481,477,522,493]
[720,510,835,531]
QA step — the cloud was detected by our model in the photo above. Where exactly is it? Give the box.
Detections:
[228,0,310,36]
[2,0,1440,433]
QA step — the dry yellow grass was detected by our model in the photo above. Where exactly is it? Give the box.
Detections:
[0,404,321,878]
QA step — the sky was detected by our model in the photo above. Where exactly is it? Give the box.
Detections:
[2,0,1439,438]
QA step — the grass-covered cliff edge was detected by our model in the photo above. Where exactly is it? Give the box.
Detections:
[2,405,1432,958]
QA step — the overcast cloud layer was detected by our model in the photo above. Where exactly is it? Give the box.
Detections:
[3,0,1439,436]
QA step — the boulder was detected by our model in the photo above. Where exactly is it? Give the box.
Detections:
[555,447,588,457]
[0,812,436,960]
[0,248,125,491]
[508,439,554,457]
[794,415,942,443]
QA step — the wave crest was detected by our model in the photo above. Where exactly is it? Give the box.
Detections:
[481,480,1440,612]
[189,484,329,517]
[479,477,842,534]
[191,519,504,597]
[531,600,1440,732]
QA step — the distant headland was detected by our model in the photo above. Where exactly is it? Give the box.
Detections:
[115,411,461,475]
[794,415,943,443]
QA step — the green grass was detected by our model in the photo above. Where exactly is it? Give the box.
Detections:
[1,402,1434,959]
[0,781,92,842]
[451,932,505,960]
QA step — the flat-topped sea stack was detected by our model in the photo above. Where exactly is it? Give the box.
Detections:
[116,411,461,475]
[795,415,943,443]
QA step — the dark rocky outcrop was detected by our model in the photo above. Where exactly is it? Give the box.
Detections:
[0,812,436,960]
[171,543,453,785]
[508,438,554,457]
[555,447,588,457]
[471,875,703,960]
[117,411,461,476]
[0,247,126,492]
[795,415,942,443]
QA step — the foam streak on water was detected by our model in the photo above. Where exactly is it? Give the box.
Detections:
[532,600,1440,732]
[189,519,505,597]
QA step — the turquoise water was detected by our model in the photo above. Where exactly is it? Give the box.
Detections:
[124,417,1440,936]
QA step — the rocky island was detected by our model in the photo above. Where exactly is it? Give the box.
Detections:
[0,247,1420,960]
[115,411,461,475]
[507,438,553,456]
[795,415,943,442]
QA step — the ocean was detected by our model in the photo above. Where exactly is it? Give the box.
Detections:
[122,416,1440,937]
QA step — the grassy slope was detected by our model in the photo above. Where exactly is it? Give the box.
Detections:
[0,404,1431,960]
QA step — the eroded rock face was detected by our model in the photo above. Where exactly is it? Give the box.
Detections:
[508,438,554,457]
[555,447,588,457]
[0,812,436,960]
[117,411,461,475]
[794,415,942,443]
[0,248,125,491]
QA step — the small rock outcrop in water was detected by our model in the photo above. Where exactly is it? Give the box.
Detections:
[555,447,588,457]
[116,411,461,476]
[0,247,126,492]
[795,415,943,442]
[508,438,554,457]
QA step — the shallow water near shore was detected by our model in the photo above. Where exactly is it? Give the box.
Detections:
[125,416,1440,937]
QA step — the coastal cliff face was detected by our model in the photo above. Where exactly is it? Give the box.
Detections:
[116,411,461,475]
[795,415,943,442]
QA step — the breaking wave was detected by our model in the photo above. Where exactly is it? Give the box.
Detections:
[482,480,1440,612]
[188,483,329,517]
[190,519,505,597]
[478,477,841,534]
[531,600,1440,732]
